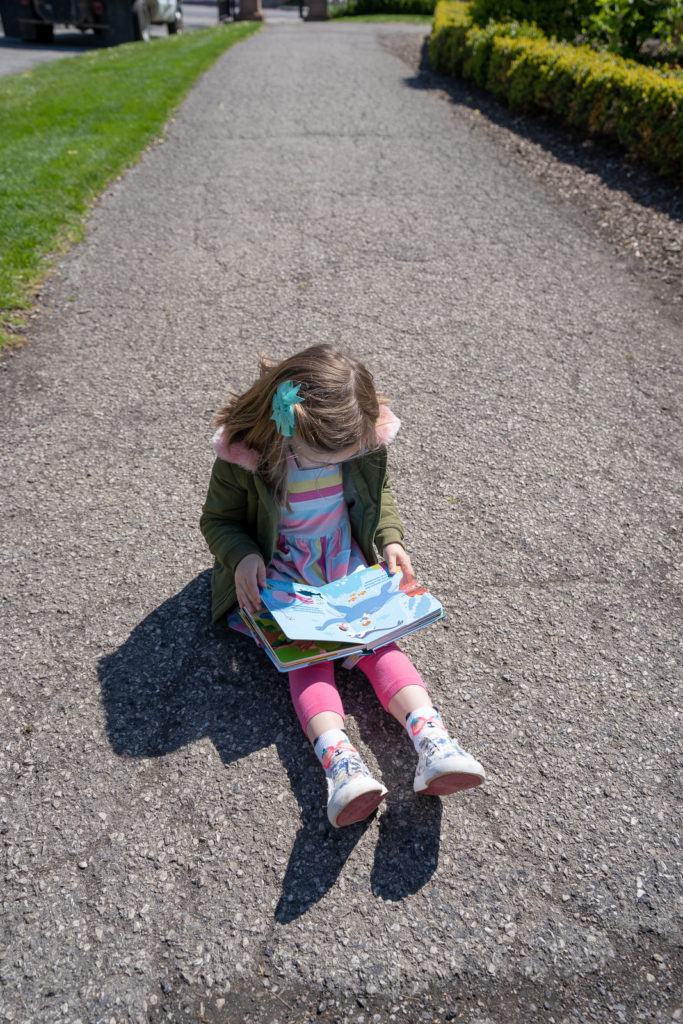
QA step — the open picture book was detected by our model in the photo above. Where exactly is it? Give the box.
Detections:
[233,564,444,672]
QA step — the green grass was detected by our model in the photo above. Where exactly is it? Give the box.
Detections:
[332,13,432,21]
[0,22,260,347]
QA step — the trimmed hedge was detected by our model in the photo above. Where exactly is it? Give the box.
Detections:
[332,0,434,15]
[469,0,683,62]
[468,0,591,41]
[429,0,683,178]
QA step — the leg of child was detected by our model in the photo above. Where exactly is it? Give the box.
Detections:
[288,662,387,827]
[357,643,485,795]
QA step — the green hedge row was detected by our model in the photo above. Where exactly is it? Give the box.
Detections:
[429,0,683,178]
[332,0,435,16]
[468,0,591,41]
[468,0,682,62]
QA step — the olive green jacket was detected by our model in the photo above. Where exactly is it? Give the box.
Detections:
[200,429,404,623]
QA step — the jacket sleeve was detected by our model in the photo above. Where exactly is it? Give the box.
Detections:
[199,458,264,571]
[373,470,405,552]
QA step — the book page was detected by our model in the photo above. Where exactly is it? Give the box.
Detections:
[260,565,442,644]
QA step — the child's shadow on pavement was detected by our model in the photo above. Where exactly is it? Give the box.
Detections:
[98,573,442,924]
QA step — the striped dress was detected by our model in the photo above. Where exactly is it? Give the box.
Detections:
[229,459,366,639]
[268,461,366,586]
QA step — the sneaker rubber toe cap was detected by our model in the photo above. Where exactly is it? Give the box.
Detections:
[328,778,387,828]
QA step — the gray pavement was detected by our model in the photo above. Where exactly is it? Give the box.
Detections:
[1,16,681,1024]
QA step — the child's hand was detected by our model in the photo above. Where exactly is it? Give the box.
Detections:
[234,553,266,613]
[383,543,413,577]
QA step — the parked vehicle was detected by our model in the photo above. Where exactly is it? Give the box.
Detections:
[0,0,183,44]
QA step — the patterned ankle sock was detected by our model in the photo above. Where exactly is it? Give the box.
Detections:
[405,705,448,752]
[313,729,356,774]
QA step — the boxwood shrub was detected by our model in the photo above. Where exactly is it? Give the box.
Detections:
[332,0,435,16]
[469,0,682,63]
[468,0,590,41]
[430,0,683,178]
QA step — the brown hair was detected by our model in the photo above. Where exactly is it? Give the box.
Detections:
[214,344,387,500]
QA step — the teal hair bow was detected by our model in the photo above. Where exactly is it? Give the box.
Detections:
[271,380,302,437]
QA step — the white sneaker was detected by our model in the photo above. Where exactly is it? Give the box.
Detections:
[413,733,485,796]
[324,744,387,828]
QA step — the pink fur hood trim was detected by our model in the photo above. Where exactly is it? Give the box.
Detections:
[212,405,401,471]
[375,405,401,445]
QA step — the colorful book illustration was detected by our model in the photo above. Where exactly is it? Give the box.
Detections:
[236,564,443,672]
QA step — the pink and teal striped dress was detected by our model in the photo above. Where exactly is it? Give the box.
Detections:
[230,458,366,638]
[268,460,366,586]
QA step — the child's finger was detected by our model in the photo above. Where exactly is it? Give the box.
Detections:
[235,555,266,612]
[249,572,263,610]
[397,552,413,575]
[237,581,256,612]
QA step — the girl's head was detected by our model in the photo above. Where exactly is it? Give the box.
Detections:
[214,345,386,496]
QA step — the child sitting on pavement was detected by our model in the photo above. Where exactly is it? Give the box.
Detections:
[200,344,485,827]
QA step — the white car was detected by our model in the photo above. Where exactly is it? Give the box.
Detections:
[135,0,183,40]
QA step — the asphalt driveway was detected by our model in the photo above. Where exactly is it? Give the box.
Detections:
[0,15,680,1024]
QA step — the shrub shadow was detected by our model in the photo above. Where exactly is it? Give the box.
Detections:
[98,572,443,921]
[402,34,682,223]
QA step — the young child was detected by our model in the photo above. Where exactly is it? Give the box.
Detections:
[200,345,485,828]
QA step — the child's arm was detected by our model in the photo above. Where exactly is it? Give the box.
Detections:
[373,471,407,561]
[200,458,265,579]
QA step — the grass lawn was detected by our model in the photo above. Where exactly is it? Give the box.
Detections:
[331,13,432,21]
[0,22,260,348]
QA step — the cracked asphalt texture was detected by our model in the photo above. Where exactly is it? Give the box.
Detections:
[1,13,681,1024]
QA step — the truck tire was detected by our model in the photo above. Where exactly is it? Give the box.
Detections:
[103,0,135,43]
[0,0,23,37]
[167,3,182,33]
[35,20,53,39]
[132,0,150,40]
[19,17,38,39]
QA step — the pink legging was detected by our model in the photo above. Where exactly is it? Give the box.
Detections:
[288,642,427,733]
